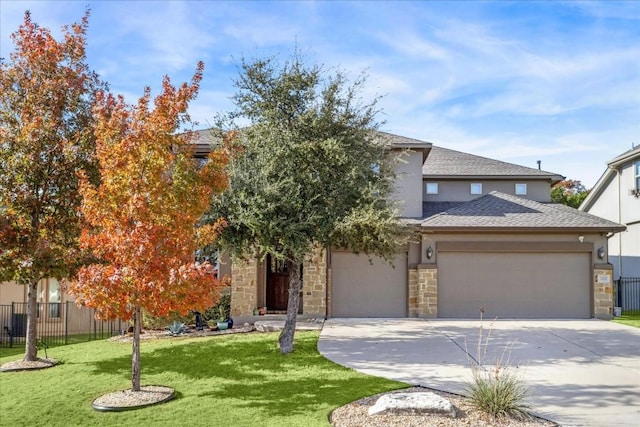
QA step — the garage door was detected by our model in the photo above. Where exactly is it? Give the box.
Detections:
[438,252,591,318]
[331,252,407,317]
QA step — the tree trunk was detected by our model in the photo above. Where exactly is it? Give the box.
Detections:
[24,281,39,361]
[131,305,141,391]
[278,261,301,354]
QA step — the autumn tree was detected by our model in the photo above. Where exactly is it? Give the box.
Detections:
[0,10,104,361]
[206,54,404,354]
[551,179,590,208]
[68,63,229,391]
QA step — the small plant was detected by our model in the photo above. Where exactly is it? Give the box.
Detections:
[36,339,49,359]
[167,321,187,336]
[204,291,231,321]
[465,310,531,420]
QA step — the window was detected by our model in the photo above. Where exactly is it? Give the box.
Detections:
[426,182,438,194]
[635,161,640,189]
[515,183,527,195]
[36,278,61,319]
[470,183,482,195]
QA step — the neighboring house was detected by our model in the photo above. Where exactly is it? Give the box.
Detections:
[580,146,640,280]
[225,133,625,320]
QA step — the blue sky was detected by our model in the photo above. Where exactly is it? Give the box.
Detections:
[2,1,639,188]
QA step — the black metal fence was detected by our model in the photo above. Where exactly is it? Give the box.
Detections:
[0,302,124,348]
[615,277,640,313]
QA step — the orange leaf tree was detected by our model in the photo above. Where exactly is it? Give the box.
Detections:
[68,62,228,391]
[0,10,104,362]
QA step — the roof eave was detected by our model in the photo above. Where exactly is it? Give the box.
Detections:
[419,225,627,233]
[422,174,565,182]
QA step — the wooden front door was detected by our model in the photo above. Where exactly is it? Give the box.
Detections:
[266,254,289,311]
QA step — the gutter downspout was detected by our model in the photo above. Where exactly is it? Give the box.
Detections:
[617,167,623,279]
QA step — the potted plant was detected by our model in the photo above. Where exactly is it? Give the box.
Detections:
[216,306,229,330]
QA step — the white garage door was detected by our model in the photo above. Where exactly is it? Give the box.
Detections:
[438,252,591,318]
[331,252,407,317]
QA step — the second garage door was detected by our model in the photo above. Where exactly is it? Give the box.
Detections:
[438,251,591,318]
[331,252,407,317]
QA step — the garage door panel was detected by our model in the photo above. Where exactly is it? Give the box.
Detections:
[331,253,407,317]
[439,252,591,318]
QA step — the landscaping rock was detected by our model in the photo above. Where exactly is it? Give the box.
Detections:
[368,391,456,417]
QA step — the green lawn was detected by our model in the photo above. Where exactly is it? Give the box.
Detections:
[612,312,640,328]
[0,331,406,427]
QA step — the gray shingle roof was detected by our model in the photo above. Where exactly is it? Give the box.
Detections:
[422,202,465,218]
[375,131,432,149]
[423,145,563,180]
[421,191,626,231]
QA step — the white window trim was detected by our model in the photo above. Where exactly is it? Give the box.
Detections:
[426,182,438,194]
[470,183,482,195]
[635,160,640,189]
[515,183,527,195]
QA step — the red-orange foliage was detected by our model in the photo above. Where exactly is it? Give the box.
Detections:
[69,63,229,322]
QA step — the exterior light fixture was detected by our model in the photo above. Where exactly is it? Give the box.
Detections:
[426,246,434,260]
[597,246,606,260]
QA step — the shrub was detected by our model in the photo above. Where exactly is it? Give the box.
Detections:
[467,361,531,419]
[465,312,531,420]
[204,289,231,321]
[143,310,194,330]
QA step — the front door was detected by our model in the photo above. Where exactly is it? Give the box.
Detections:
[266,254,289,311]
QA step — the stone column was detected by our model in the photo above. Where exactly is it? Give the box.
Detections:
[302,248,327,317]
[230,258,258,316]
[412,265,438,318]
[593,265,614,320]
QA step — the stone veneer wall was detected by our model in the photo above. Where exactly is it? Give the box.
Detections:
[408,265,438,318]
[593,266,614,319]
[302,248,327,316]
[230,258,258,316]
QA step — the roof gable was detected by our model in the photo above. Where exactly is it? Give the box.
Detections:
[423,146,563,181]
[422,191,625,231]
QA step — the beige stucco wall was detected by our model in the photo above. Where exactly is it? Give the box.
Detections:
[393,149,424,217]
[423,179,552,203]
[0,281,25,304]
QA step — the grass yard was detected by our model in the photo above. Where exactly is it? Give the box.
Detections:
[0,331,406,427]
[612,312,640,328]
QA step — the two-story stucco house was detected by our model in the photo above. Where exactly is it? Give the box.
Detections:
[579,146,640,312]
[228,133,625,320]
[2,132,625,321]
[580,146,640,279]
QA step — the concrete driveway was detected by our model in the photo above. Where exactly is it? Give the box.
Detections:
[318,318,640,426]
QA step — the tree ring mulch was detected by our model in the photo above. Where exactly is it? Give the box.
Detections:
[0,358,58,372]
[92,385,176,412]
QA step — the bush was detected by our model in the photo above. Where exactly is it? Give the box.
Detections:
[467,363,531,419]
[204,289,231,321]
[465,313,531,420]
[143,310,194,330]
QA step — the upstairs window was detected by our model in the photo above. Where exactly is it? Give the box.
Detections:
[515,183,527,195]
[635,161,640,189]
[426,182,438,194]
[470,183,482,195]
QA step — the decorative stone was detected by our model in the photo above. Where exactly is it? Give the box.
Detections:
[368,391,456,417]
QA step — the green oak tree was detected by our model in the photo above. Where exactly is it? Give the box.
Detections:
[0,10,104,361]
[206,54,405,354]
